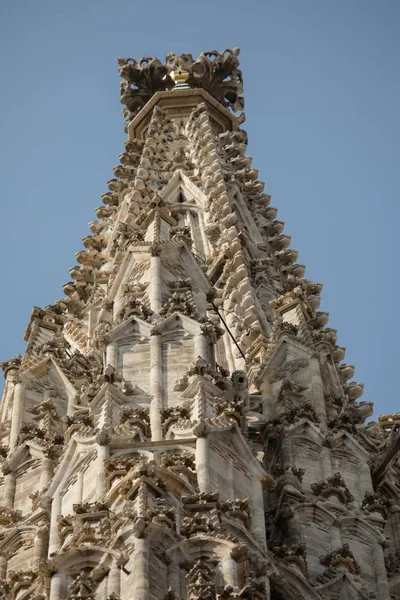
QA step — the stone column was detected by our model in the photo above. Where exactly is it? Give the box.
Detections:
[97,442,110,499]
[40,456,54,491]
[226,459,234,499]
[359,462,373,496]
[9,380,25,451]
[67,392,77,416]
[149,248,162,315]
[74,470,84,505]
[330,521,342,551]
[108,564,121,598]
[285,510,301,545]
[251,477,266,547]
[281,438,293,469]
[149,333,163,441]
[2,468,15,508]
[222,557,238,588]
[106,341,118,370]
[320,446,333,479]
[1,374,16,420]
[133,537,150,600]
[194,330,208,361]
[309,357,327,426]
[49,493,61,556]
[222,329,236,374]
[373,542,390,600]
[33,525,48,571]
[198,212,212,258]
[87,308,94,340]
[0,552,7,580]
[196,291,208,321]
[49,572,66,600]
[195,428,210,493]
[168,559,181,599]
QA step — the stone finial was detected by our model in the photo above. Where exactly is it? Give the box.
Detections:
[311,472,354,505]
[320,543,360,575]
[118,49,244,126]
[0,354,22,378]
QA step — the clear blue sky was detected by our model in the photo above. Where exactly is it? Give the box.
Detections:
[0,1,399,418]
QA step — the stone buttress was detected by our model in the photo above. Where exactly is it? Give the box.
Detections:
[0,49,399,600]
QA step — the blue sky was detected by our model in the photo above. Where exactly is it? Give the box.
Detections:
[0,0,399,417]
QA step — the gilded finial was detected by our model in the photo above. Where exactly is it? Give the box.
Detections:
[170,62,189,85]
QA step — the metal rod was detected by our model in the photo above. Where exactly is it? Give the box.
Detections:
[211,301,246,361]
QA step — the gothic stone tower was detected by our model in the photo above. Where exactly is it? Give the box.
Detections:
[0,49,399,600]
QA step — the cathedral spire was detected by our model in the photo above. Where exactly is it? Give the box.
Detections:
[0,49,396,600]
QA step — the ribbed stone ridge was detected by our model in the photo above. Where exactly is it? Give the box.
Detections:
[0,50,397,600]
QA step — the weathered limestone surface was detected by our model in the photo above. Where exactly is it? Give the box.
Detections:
[0,48,399,600]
